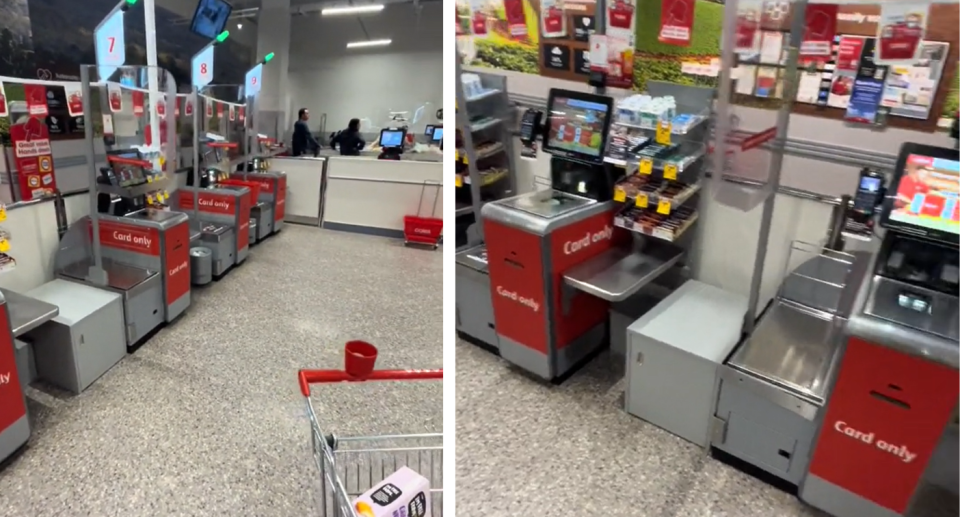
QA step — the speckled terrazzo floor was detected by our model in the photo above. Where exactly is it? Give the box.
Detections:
[455,340,830,517]
[0,226,443,516]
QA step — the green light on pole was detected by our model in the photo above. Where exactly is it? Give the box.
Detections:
[125,0,138,5]
[263,52,275,63]
[215,30,229,43]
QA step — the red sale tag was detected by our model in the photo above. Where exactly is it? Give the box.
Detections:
[24,84,49,116]
[132,90,144,116]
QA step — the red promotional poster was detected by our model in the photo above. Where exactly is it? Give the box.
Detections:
[107,84,123,113]
[185,98,194,116]
[143,118,169,147]
[64,84,83,117]
[10,117,57,200]
[229,105,236,121]
[608,0,635,29]
[876,3,927,64]
[0,82,7,117]
[216,102,224,118]
[835,36,865,71]
[24,84,49,117]
[659,0,694,46]
[156,96,166,116]
[504,0,527,37]
[205,101,213,118]
[238,107,245,121]
[800,4,839,62]
[735,4,761,53]
[132,90,145,116]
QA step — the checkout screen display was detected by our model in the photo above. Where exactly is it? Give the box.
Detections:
[546,97,609,158]
[890,154,960,235]
[432,127,443,142]
[380,130,404,148]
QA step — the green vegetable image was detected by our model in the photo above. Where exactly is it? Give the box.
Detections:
[589,132,602,149]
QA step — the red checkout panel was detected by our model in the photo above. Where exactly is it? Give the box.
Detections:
[178,187,252,261]
[481,88,622,380]
[0,299,28,462]
[800,142,959,517]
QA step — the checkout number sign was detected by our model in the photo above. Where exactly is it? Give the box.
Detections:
[192,45,214,90]
[808,337,960,514]
[245,64,263,98]
[94,9,126,82]
[0,305,26,433]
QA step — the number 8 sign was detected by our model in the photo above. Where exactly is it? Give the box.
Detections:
[192,45,215,90]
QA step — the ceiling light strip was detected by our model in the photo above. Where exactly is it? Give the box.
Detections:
[346,39,392,48]
[322,5,385,15]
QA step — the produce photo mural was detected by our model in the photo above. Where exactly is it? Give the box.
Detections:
[457,0,721,91]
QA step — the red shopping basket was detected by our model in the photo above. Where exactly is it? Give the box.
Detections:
[403,180,442,249]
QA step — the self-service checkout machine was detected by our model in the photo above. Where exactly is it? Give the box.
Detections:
[797,143,960,517]
[54,65,190,352]
[0,294,29,464]
[480,89,627,380]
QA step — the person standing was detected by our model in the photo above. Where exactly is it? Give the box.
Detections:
[330,118,366,156]
[292,108,320,157]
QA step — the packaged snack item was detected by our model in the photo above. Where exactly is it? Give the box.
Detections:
[354,467,431,517]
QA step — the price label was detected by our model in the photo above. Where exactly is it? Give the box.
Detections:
[639,158,653,175]
[0,239,10,253]
[656,120,672,145]
[664,163,678,180]
[635,193,648,208]
[455,175,463,188]
[0,204,6,222]
[657,198,671,214]
[613,187,626,202]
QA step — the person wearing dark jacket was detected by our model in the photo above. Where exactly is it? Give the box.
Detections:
[330,118,366,156]
[292,108,320,157]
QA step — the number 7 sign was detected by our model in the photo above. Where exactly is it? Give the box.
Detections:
[95,10,126,82]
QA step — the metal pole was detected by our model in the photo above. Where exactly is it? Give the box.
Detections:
[743,0,808,333]
[143,0,161,162]
[193,87,200,219]
[81,65,107,286]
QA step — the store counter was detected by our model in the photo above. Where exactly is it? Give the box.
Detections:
[271,156,326,226]
[322,157,443,239]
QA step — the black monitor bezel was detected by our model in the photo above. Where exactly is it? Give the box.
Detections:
[879,142,959,245]
[190,0,234,40]
[542,88,614,164]
[379,127,407,149]
[425,124,436,137]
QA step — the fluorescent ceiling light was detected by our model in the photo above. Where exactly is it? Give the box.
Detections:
[322,5,384,15]
[347,39,392,48]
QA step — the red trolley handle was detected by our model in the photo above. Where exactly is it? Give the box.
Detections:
[207,141,238,149]
[107,156,152,168]
[298,369,442,397]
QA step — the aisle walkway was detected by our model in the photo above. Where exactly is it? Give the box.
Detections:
[0,226,443,516]
[455,340,826,517]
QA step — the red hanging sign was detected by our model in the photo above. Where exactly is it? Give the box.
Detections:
[108,84,123,113]
[876,3,927,64]
[0,82,7,117]
[216,102,224,118]
[175,99,180,117]
[64,84,83,117]
[24,84,49,117]
[132,90,145,116]
[185,98,194,116]
[156,96,166,116]
[238,106,245,121]
[800,4,839,62]
[144,118,170,147]
[10,117,57,200]
[205,101,213,118]
[659,0,694,46]
[229,105,235,121]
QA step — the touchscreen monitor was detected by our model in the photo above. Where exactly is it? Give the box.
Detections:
[882,144,959,242]
[190,0,233,40]
[432,127,443,142]
[543,89,613,163]
[425,124,435,137]
[380,129,405,148]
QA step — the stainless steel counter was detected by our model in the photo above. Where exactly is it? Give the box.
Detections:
[60,258,158,292]
[564,244,684,302]
[728,300,844,405]
[1,288,60,337]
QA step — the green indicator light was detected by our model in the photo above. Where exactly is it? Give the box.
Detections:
[264,52,275,63]
[216,30,229,42]
[125,0,138,5]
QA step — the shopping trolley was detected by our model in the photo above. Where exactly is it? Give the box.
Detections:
[298,341,444,517]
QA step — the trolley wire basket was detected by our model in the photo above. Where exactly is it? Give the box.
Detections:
[299,341,443,517]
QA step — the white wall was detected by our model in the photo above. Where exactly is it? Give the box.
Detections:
[286,2,442,135]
